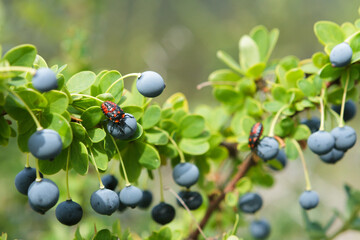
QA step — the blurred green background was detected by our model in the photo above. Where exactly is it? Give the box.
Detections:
[1,0,360,239]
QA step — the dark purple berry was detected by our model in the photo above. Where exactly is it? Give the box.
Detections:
[151,202,175,225]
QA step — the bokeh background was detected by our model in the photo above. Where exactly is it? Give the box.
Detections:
[1,0,360,239]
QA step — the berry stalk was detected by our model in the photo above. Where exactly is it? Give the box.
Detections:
[292,139,312,191]
[65,147,71,200]
[196,81,237,90]
[35,158,42,182]
[110,135,130,186]
[0,66,36,75]
[268,104,288,137]
[105,73,141,94]
[88,148,105,189]
[158,168,165,202]
[339,69,350,128]
[319,89,326,131]
[167,134,186,163]
[70,93,104,103]
[25,153,30,168]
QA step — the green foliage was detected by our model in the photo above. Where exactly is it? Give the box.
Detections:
[2,7,360,240]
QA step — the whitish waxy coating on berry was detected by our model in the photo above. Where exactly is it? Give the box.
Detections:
[319,148,344,164]
[151,202,176,225]
[172,162,199,188]
[307,131,335,155]
[55,200,83,226]
[177,191,203,210]
[332,100,356,122]
[90,188,119,215]
[250,219,271,240]
[32,68,58,92]
[136,71,166,98]
[119,185,143,208]
[238,192,263,214]
[299,190,319,210]
[256,137,279,161]
[330,42,353,67]
[330,126,357,151]
[28,129,63,160]
[107,113,137,140]
[28,178,59,214]
[15,167,43,195]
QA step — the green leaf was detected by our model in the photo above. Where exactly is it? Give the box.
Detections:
[293,125,311,140]
[122,143,143,182]
[133,141,161,169]
[312,52,329,68]
[297,78,317,97]
[3,44,37,67]
[213,86,243,105]
[208,69,240,82]
[236,177,252,194]
[246,98,263,117]
[43,90,69,114]
[239,35,260,70]
[195,105,229,132]
[238,78,256,95]
[225,192,237,207]
[94,229,112,240]
[38,148,67,175]
[142,105,161,129]
[74,227,84,240]
[285,138,298,160]
[231,113,256,136]
[250,25,269,62]
[81,106,103,129]
[286,68,304,88]
[147,227,172,240]
[122,105,143,120]
[160,119,178,134]
[0,116,10,139]
[145,128,169,145]
[66,71,96,93]
[163,92,189,111]
[246,63,266,78]
[319,63,344,81]
[15,88,48,111]
[34,55,48,68]
[17,120,36,152]
[179,138,210,155]
[266,28,279,61]
[216,50,243,74]
[206,146,228,161]
[272,84,290,103]
[40,112,73,149]
[179,115,205,138]
[263,101,285,113]
[71,140,89,175]
[99,70,123,104]
[340,68,358,90]
[314,21,345,46]
[88,128,106,143]
[71,122,87,141]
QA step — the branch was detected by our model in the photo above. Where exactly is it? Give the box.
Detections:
[187,153,255,240]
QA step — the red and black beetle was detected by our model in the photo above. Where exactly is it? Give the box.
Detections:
[248,122,263,150]
[101,101,125,123]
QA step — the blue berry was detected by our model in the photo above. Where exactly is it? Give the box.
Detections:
[177,191,203,210]
[151,202,175,225]
[330,42,353,67]
[29,200,46,214]
[119,185,143,208]
[136,71,166,98]
[101,174,118,190]
[55,200,83,226]
[172,162,199,188]
[319,148,344,164]
[238,192,263,214]
[28,129,63,160]
[32,68,58,92]
[28,178,59,214]
[299,190,319,210]
[15,167,43,195]
[300,117,320,133]
[138,190,153,209]
[256,137,279,161]
[332,100,356,122]
[107,113,137,140]
[269,149,287,171]
[330,126,357,151]
[307,131,334,155]
[250,219,271,240]
[90,188,119,215]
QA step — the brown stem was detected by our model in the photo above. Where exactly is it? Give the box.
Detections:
[187,153,255,240]
[70,116,83,122]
